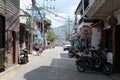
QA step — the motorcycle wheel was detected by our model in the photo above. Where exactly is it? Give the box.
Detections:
[24,57,28,63]
[77,65,86,72]
[103,63,112,75]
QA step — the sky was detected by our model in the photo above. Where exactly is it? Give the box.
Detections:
[20,0,81,28]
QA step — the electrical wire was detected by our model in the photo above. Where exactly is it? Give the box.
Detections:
[54,8,74,15]
[47,13,74,34]
[21,0,28,9]
[36,0,43,6]
[35,1,74,33]
[36,2,68,20]
[26,0,32,5]
[48,14,65,23]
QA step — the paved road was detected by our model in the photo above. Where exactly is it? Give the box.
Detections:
[0,47,119,80]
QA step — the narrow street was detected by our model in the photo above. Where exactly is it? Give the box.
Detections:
[0,47,119,80]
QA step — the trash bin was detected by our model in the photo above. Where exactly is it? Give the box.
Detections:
[0,48,5,71]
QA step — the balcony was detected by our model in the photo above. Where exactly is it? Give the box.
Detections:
[84,0,120,18]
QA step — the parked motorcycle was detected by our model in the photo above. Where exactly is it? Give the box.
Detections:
[76,48,113,75]
[19,49,29,64]
[68,46,82,58]
[68,48,78,58]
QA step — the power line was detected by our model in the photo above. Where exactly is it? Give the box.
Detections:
[48,14,65,23]
[36,0,43,6]
[21,0,28,8]
[26,0,32,5]
[21,0,32,12]
[53,8,74,15]
[52,18,65,23]
[36,2,68,20]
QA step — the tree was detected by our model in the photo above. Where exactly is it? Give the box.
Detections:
[47,30,58,43]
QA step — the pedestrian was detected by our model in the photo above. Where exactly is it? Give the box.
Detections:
[33,43,40,56]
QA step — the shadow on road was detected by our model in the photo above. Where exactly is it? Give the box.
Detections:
[24,57,107,80]
[24,66,59,80]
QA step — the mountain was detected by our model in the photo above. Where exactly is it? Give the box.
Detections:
[52,23,74,45]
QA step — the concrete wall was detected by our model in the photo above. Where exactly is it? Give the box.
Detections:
[91,28,101,49]
[4,0,20,68]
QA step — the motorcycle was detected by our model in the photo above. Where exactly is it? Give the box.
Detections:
[68,48,79,58]
[76,48,113,75]
[19,49,29,64]
[68,46,82,58]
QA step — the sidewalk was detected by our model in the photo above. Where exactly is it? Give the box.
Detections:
[0,54,33,77]
[0,52,36,75]
[0,64,19,77]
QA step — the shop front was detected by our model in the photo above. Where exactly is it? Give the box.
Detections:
[82,0,120,72]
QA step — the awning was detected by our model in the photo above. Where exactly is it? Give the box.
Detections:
[75,1,82,15]
[90,23,99,28]
[69,32,80,40]
[26,26,35,31]
[37,30,44,42]
[8,18,20,32]
[20,23,35,33]
[85,0,120,18]
[78,22,92,29]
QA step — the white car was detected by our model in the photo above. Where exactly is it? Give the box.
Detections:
[63,42,72,51]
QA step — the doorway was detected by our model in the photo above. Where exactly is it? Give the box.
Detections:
[11,31,16,63]
[105,28,112,51]
[0,15,5,70]
[115,25,120,72]
[0,15,5,48]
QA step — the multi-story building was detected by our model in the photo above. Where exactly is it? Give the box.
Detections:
[76,0,120,72]
[0,0,20,71]
[20,9,32,54]
[74,0,101,49]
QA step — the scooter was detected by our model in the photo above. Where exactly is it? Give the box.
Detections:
[68,48,78,58]
[19,49,29,64]
[68,47,81,58]
[76,48,113,75]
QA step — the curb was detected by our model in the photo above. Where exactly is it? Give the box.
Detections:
[0,64,19,76]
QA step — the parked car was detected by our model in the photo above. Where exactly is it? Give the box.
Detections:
[63,42,72,51]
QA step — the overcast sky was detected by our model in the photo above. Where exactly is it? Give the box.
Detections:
[20,0,80,28]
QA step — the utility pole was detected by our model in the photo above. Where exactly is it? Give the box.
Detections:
[68,16,70,36]
[30,0,36,54]
[42,0,45,37]
[66,16,72,40]
[41,0,46,47]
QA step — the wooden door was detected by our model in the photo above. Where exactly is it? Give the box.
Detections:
[11,31,16,63]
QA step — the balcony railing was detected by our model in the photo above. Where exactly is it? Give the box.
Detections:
[84,0,106,17]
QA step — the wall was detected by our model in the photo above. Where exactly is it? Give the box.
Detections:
[91,28,101,49]
[89,0,95,7]
[5,0,20,68]
[0,0,5,16]
[114,9,120,25]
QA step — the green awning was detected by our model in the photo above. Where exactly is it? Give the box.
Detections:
[26,17,32,22]
[26,26,35,31]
